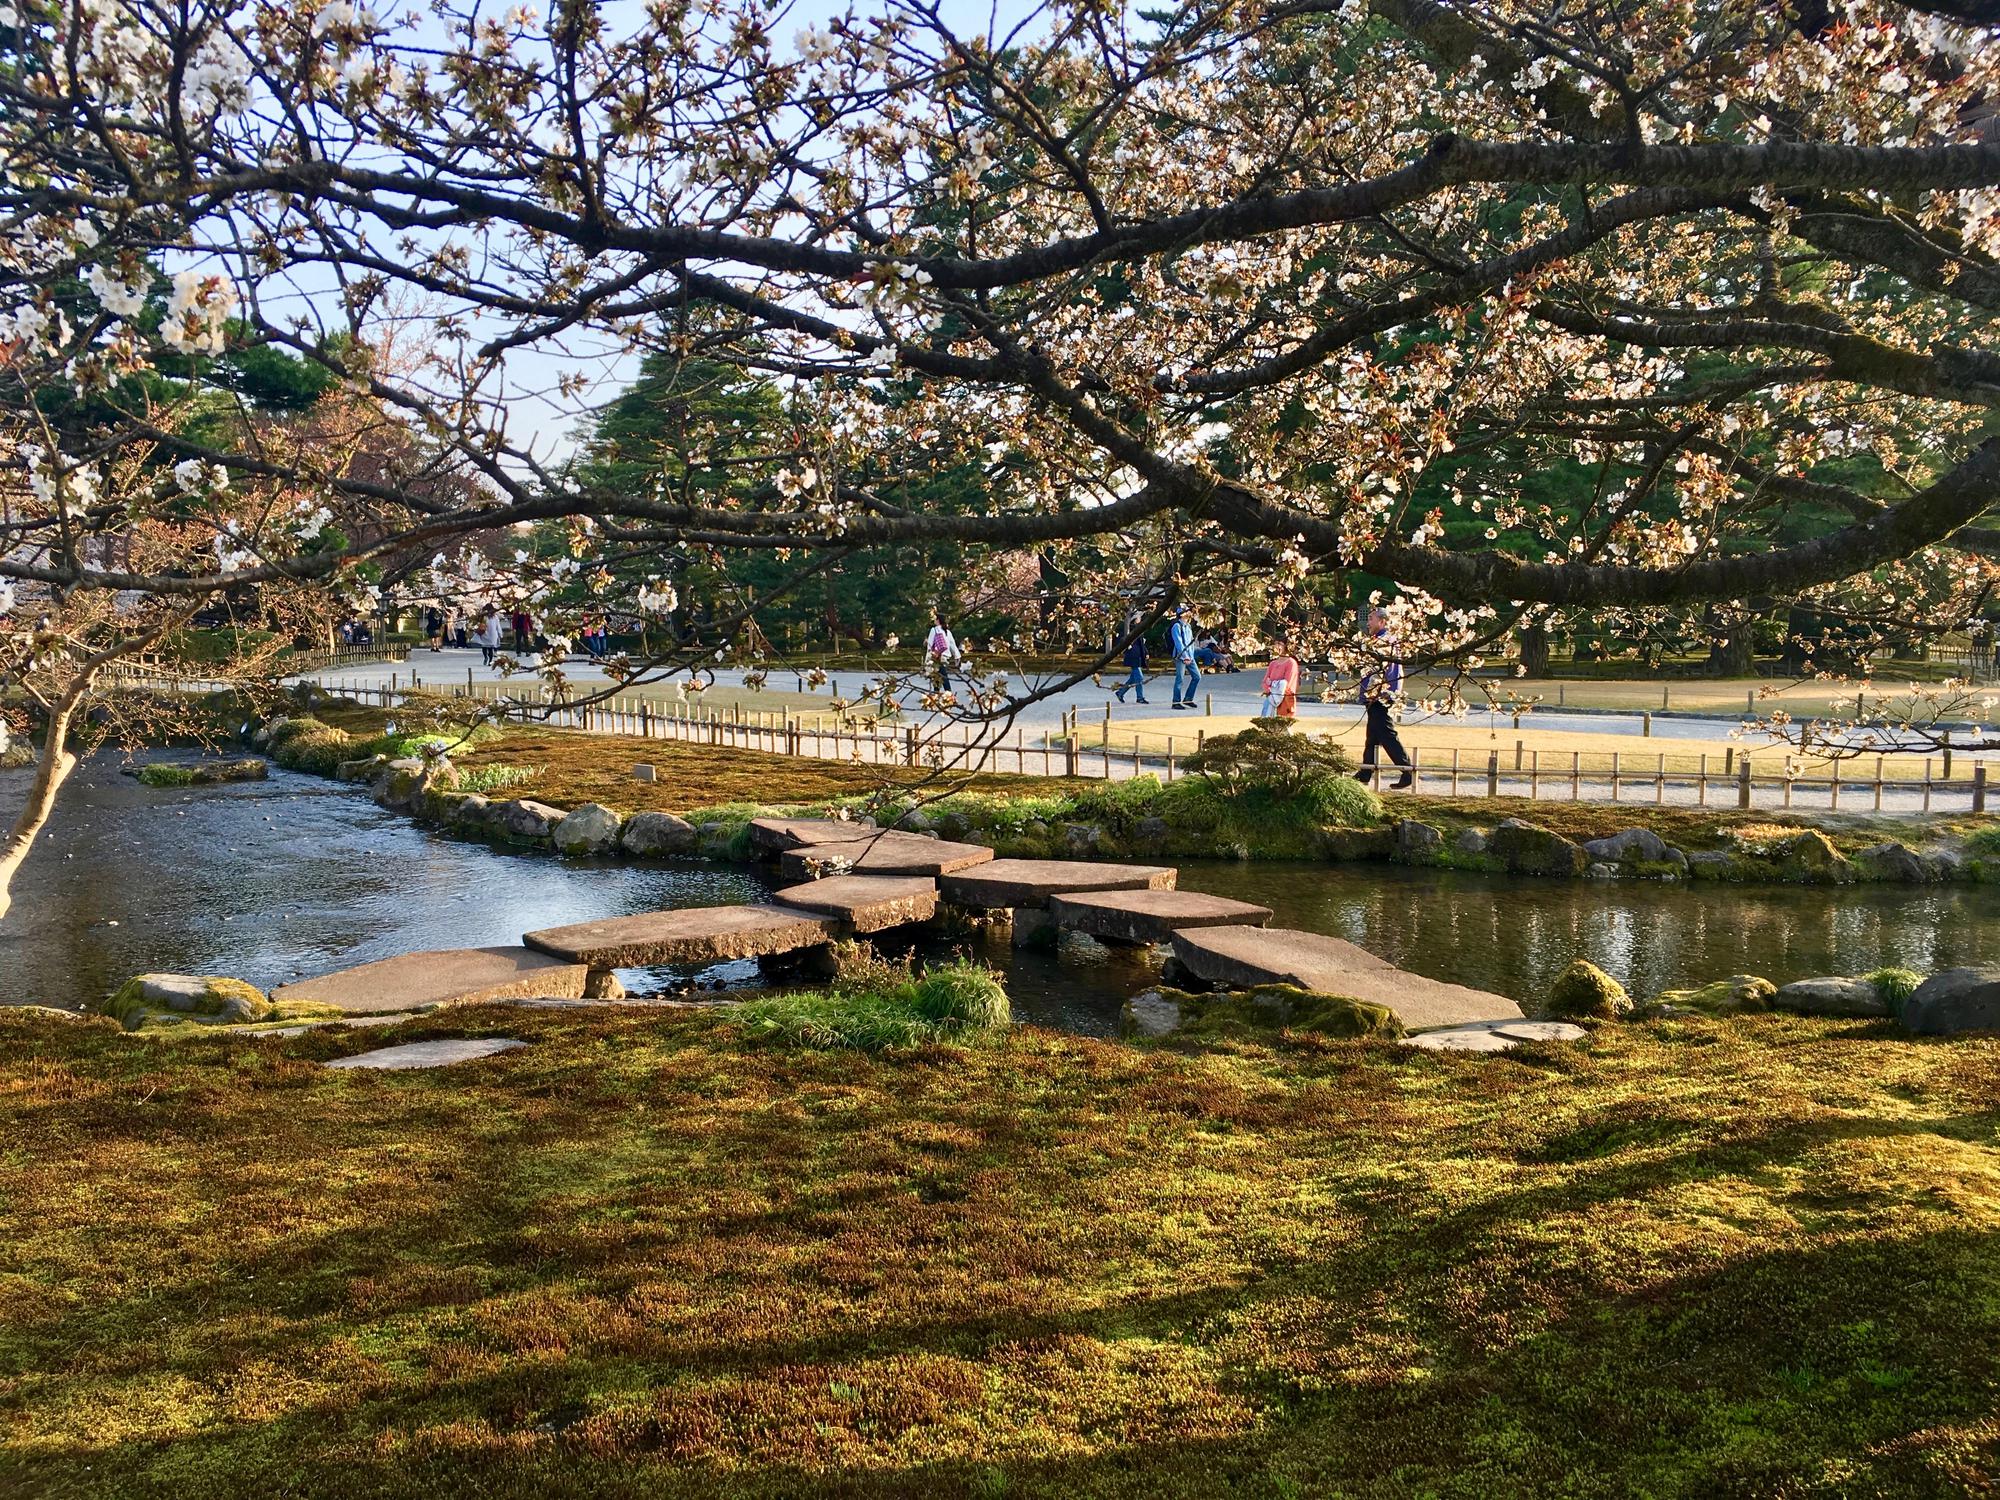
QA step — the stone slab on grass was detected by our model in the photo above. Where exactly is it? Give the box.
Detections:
[525,904,839,967]
[1171,926,1521,1031]
[272,946,588,1015]
[1405,1019,1586,1053]
[1049,888,1271,945]
[772,875,938,933]
[941,858,1176,910]
[326,1038,526,1071]
[749,815,878,853]
[778,834,995,881]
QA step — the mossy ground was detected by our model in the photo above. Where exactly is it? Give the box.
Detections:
[3,1006,1997,1497]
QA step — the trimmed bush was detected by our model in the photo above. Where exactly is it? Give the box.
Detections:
[1182,719,1358,798]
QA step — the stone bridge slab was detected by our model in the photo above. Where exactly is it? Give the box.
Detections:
[1049,888,1272,946]
[941,859,1176,910]
[1170,926,1521,1031]
[272,946,588,1015]
[772,875,939,933]
[778,834,995,881]
[525,904,839,968]
[749,815,878,854]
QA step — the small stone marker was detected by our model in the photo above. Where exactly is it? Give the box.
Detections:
[1404,1019,1586,1053]
[326,1038,526,1071]
[631,763,657,783]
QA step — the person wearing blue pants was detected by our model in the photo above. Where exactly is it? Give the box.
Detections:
[1114,627,1150,703]
[1168,605,1200,709]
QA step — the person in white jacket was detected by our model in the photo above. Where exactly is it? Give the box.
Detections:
[926,612,961,690]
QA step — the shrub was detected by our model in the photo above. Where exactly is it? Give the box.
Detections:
[1302,775,1383,826]
[1182,719,1356,796]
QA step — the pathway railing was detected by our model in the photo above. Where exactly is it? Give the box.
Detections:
[117,669,1995,815]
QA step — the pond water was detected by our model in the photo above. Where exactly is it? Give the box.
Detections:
[6,756,1999,1037]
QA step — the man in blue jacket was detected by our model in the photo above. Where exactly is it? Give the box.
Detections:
[1168,605,1200,710]
[1355,607,1414,789]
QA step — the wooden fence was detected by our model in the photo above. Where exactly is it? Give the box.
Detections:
[121,670,1995,815]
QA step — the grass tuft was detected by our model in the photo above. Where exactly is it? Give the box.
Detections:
[737,960,1011,1050]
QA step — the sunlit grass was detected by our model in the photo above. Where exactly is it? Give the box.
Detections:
[2,1005,1996,1497]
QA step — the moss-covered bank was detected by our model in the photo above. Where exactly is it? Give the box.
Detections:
[225,689,2000,890]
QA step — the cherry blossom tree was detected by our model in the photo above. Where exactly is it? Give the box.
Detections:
[3,0,2000,859]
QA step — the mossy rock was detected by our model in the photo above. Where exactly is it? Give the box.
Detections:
[1544,960,1632,1021]
[1316,824,1397,861]
[1127,984,1403,1043]
[1488,819,1589,878]
[420,788,476,823]
[1773,830,1854,884]
[1649,974,1776,1016]
[102,974,274,1031]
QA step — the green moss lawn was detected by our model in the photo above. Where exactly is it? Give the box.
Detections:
[3,1006,1997,1497]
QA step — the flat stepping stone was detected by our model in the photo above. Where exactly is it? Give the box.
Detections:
[1170,927,1522,1031]
[272,946,588,1016]
[749,815,878,853]
[941,858,1177,910]
[778,834,995,881]
[1403,1019,1586,1053]
[524,904,839,967]
[1049,888,1272,945]
[772,875,938,933]
[326,1038,526,1070]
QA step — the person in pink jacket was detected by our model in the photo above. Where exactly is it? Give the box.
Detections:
[1260,636,1300,719]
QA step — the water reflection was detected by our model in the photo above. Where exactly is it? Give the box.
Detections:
[5,756,1997,1039]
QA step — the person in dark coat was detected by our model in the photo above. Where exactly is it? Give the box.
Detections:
[1114,621,1150,704]
[1355,607,1414,789]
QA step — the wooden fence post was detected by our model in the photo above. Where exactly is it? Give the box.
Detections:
[1738,757,1753,809]
[1486,750,1499,797]
[1976,764,1989,815]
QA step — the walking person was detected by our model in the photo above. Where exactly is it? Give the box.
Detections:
[1168,604,1200,710]
[1354,607,1414,789]
[1114,620,1150,704]
[478,606,503,666]
[1260,635,1299,719]
[424,605,444,651]
[453,606,469,650]
[512,606,533,653]
[925,611,961,690]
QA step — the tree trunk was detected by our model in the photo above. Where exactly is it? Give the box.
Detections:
[0,696,81,924]
[1517,625,1551,677]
